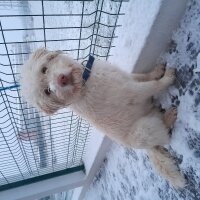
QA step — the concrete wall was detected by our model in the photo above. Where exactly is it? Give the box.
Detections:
[72,129,112,200]
[133,0,188,73]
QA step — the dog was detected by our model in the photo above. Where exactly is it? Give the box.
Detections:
[20,48,185,187]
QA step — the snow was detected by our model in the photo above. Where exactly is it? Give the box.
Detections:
[195,52,200,73]
[84,0,200,199]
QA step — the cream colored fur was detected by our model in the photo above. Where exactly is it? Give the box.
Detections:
[20,48,186,187]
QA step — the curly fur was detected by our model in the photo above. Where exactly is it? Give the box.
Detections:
[20,48,186,187]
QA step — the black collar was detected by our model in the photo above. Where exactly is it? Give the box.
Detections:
[82,55,95,82]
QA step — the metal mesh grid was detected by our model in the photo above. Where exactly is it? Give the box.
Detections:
[0,0,124,191]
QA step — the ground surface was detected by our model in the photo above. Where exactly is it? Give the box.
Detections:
[84,0,200,199]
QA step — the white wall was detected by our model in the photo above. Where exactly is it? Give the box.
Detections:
[133,0,188,73]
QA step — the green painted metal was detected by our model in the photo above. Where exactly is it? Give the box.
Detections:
[0,165,85,192]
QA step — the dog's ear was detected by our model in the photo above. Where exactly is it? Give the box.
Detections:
[46,50,62,61]
[32,48,48,60]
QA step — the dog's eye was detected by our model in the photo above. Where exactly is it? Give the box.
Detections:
[41,67,47,74]
[44,87,51,96]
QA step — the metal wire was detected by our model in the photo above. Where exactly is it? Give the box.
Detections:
[0,0,124,191]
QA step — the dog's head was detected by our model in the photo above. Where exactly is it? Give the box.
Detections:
[20,48,83,114]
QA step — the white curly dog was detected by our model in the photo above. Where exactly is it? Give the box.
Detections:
[20,48,185,187]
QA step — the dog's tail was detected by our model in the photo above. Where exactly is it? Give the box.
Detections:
[148,146,186,188]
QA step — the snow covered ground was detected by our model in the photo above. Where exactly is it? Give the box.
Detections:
[84,0,200,199]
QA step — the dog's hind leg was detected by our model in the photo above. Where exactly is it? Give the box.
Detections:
[148,146,186,188]
[123,110,171,149]
[121,108,185,187]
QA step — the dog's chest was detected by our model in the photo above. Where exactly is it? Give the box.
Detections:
[73,88,152,137]
[72,62,153,136]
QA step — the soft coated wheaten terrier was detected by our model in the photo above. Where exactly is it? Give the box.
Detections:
[20,48,185,187]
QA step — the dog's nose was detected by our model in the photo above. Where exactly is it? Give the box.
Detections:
[57,74,70,87]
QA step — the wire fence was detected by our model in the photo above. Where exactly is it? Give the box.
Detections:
[0,0,124,191]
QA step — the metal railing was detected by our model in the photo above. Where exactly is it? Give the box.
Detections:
[0,0,124,192]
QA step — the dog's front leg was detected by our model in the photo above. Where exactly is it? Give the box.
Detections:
[132,65,165,82]
[133,68,175,99]
[132,73,155,82]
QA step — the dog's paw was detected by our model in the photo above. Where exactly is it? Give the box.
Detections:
[164,107,177,128]
[162,68,176,84]
[151,65,165,80]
